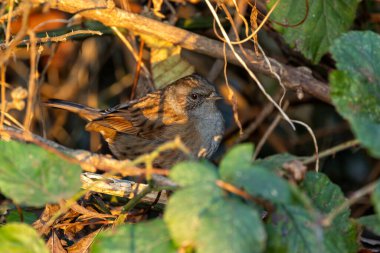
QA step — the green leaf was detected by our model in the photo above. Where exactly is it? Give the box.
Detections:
[0,223,48,253]
[253,153,297,171]
[165,157,266,252]
[301,172,359,252]
[358,215,380,235]
[302,172,346,214]
[268,0,359,63]
[164,184,265,253]
[196,198,266,253]
[219,144,293,203]
[330,31,380,158]
[266,205,326,253]
[219,143,254,176]
[219,143,252,184]
[220,145,292,203]
[142,36,194,88]
[372,180,380,220]
[0,140,82,206]
[91,219,176,253]
[224,166,292,203]
[170,161,218,186]
[164,184,223,244]
[267,173,359,253]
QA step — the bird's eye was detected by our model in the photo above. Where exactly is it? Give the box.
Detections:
[191,93,198,100]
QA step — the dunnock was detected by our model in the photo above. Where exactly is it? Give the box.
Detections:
[45,74,224,168]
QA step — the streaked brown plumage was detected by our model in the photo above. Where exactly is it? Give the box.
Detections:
[44,74,224,168]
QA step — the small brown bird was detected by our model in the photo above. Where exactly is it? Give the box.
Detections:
[45,74,224,168]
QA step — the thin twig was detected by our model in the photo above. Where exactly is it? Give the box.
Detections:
[131,136,190,181]
[206,0,296,131]
[253,102,289,159]
[5,0,15,44]
[214,0,281,45]
[1,111,25,129]
[322,181,377,226]
[0,1,28,24]
[120,185,153,213]
[236,93,280,143]
[207,0,249,81]
[0,66,6,128]
[131,39,145,99]
[23,30,38,131]
[223,43,243,135]
[111,26,151,81]
[292,119,319,172]
[302,139,360,165]
[0,3,32,65]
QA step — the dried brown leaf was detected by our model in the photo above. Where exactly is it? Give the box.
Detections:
[283,160,307,182]
[47,231,67,253]
[33,204,60,235]
[66,229,101,253]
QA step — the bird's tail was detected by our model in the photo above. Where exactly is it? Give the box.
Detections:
[43,99,101,121]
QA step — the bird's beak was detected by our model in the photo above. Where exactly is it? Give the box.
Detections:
[207,92,223,101]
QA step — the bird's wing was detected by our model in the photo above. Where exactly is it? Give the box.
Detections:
[86,91,174,140]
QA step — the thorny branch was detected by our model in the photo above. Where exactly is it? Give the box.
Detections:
[0,30,103,49]
[29,0,330,103]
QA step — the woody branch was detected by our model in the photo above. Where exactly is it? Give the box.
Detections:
[26,0,330,103]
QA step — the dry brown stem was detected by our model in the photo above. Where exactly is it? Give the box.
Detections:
[0,2,32,66]
[1,126,169,177]
[23,30,37,131]
[30,0,330,103]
